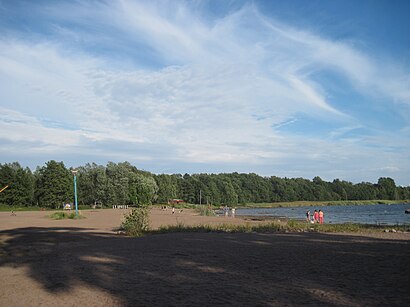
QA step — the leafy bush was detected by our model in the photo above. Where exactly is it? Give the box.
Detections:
[195,205,216,216]
[121,207,150,237]
[49,211,84,220]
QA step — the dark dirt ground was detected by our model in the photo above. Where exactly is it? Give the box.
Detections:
[1,225,409,306]
[1,209,409,306]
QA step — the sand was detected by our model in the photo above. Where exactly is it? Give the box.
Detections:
[0,208,409,306]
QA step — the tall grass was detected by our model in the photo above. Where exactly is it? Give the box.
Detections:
[154,222,286,234]
[151,220,409,235]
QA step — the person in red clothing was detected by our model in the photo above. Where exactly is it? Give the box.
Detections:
[318,210,324,224]
[313,210,319,223]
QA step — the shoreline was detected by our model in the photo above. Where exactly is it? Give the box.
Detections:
[1,207,408,233]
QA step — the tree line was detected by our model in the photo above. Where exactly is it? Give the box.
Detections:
[0,161,409,208]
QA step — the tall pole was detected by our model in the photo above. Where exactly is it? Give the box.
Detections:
[199,189,202,205]
[0,185,9,193]
[72,170,78,216]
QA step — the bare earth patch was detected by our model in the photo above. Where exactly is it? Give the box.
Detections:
[0,208,409,306]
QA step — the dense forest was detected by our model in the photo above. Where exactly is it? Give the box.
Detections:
[0,161,409,208]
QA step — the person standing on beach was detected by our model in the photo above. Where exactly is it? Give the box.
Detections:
[306,210,310,222]
[313,210,319,223]
[318,210,324,224]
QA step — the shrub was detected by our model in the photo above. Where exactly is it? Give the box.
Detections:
[49,211,84,220]
[121,207,150,237]
[195,205,216,216]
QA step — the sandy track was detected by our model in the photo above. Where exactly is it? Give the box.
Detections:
[1,209,409,306]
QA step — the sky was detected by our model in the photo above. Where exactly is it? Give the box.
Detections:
[0,0,409,185]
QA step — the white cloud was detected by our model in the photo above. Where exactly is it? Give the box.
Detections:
[0,107,81,150]
[0,1,409,184]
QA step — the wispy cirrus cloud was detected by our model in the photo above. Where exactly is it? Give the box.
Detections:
[0,0,409,184]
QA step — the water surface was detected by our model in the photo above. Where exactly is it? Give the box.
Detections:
[236,203,410,225]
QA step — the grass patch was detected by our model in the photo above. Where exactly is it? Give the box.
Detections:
[153,222,288,234]
[154,223,259,234]
[49,211,85,220]
[150,220,409,235]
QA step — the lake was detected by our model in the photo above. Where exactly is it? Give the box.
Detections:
[235,203,410,225]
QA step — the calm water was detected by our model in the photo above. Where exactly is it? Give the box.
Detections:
[236,203,410,225]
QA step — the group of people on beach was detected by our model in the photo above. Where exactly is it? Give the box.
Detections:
[223,206,235,217]
[306,209,324,224]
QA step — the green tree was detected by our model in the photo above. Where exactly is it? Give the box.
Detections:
[78,163,107,206]
[2,159,410,208]
[200,174,221,205]
[105,162,129,206]
[215,176,237,205]
[154,174,177,203]
[0,162,35,206]
[350,182,377,200]
[35,161,72,208]
[133,173,158,206]
[180,174,197,204]
[377,177,398,200]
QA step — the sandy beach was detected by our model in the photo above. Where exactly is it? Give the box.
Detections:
[1,208,409,306]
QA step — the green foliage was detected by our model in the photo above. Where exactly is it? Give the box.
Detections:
[133,173,158,206]
[156,223,248,234]
[77,163,107,207]
[2,160,410,212]
[103,162,158,207]
[195,205,216,216]
[154,174,177,203]
[153,220,409,235]
[106,162,130,207]
[35,161,72,209]
[0,162,35,206]
[155,222,286,234]
[156,222,211,233]
[377,177,398,200]
[49,211,85,220]
[121,207,150,237]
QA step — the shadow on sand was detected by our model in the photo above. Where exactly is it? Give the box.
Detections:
[1,227,409,306]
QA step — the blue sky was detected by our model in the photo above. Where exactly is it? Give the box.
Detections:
[0,0,409,185]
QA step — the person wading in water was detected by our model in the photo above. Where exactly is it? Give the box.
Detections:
[313,210,319,223]
[318,210,324,224]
